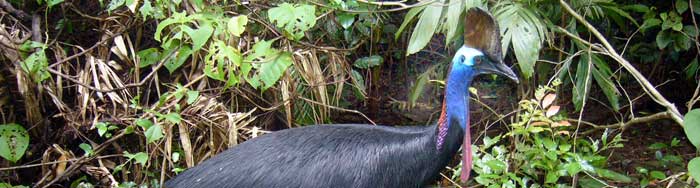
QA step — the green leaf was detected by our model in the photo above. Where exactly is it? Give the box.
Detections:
[648,142,668,150]
[650,171,666,180]
[155,12,188,42]
[596,168,632,183]
[138,0,154,20]
[163,113,182,124]
[186,90,199,104]
[688,157,700,185]
[683,109,700,148]
[495,2,546,79]
[135,119,153,130]
[350,69,366,100]
[107,0,125,13]
[136,48,161,68]
[336,13,355,29]
[79,143,93,157]
[565,162,582,175]
[406,0,444,55]
[591,56,620,111]
[257,52,293,90]
[164,46,193,74]
[572,54,592,111]
[395,6,426,40]
[180,23,213,51]
[677,0,689,14]
[47,0,64,8]
[95,122,108,137]
[20,42,50,83]
[545,172,559,184]
[353,55,384,69]
[0,124,29,163]
[124,151,148,166]
[144,124,164,144]
[268,3,317,40]
[227,15,248,37]
[641,18,662,33]
[443,0,464,42]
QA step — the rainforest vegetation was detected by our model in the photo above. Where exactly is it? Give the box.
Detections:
[0,0,699,187]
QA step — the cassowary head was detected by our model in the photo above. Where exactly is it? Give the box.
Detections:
[452,7,518,82]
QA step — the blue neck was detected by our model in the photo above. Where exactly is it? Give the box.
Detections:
[444,63,475,130]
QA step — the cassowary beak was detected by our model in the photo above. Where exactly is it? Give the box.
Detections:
[476,60,519,83]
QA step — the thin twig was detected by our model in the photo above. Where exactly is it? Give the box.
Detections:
[574,111,672,135]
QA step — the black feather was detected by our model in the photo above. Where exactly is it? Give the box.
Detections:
[165,122,465,188]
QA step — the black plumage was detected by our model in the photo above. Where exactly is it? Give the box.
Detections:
[165,123,464,187]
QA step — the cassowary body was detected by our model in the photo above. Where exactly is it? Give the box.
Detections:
[166,7,518,188]
[165,123,464,187]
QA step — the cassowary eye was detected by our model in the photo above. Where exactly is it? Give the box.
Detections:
[475,56,482,65]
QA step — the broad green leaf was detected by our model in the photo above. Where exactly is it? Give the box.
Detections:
[227,15,248,37]
[0,124,29,163]
[406,0,444,55]
[163,113,182,124]
[650,171,666,180]
[125,152,148,166]
[443,0,464,42]
[135,119,153,129]
[245,40,278,62]
[596,168,632,183]
[180,23,213,51]
[164,45,193,74]
[648,142,668,150]
[640,18,662,33]
[495,2,546,79]
[565,162,582,176]
[95,122,108,137]
[257,52,293,90]
[21,47,50,83]
[336,13,355,29]
[154,12,189,42]
[395,6,426,40]
[186,91,199,104]
[545,172,559,184]
[689,157,700,185]
[145,124,164,144]
[683,109,700,148]
[350,69,366,99]
[677,0,689,14]
[138,0,155,20]
[268,3,316,40]
[204,41,243,87]
[591,55,620,111]
[353,55,383,69]
[408,68,430,105]
[136,48,161,68]
[79,143,93,156]
[47,0,64,8]
[572,55,592,111]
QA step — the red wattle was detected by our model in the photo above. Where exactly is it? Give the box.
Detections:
[460,125,472,182]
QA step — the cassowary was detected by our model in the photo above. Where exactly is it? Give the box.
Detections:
[165,7,518,188]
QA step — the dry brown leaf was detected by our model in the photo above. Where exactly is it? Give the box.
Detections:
[552,120,571,127]
[531,121,548,126]
[546,105,560,117]
[542,93,556,108]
